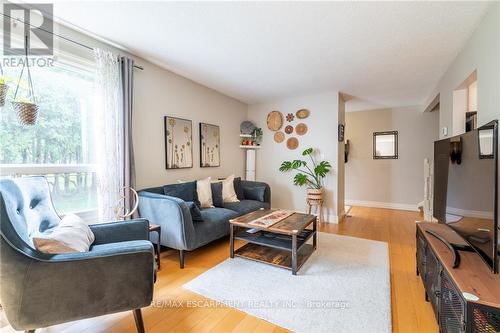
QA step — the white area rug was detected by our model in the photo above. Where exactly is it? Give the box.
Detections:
[183,232,391,333]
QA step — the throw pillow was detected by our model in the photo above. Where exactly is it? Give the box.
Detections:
[233,177,245,200]
[163,181,200,206]
[244,185,267,202]
[32,214,95,254]
[197,177,214,208]
[222,175,239,203]
[210,182,224,207]
[186,201,203,222]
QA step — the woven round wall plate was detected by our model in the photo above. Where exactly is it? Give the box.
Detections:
[274,131,285,143]
[285,125,294,134]
[295,123,308,136]
[287,137,299,150]
[267,111,283,131]
[296,109,310,119]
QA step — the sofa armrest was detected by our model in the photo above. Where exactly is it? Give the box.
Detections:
[89,219,149,245]
[241,180,271,205]
[137,191,196,250]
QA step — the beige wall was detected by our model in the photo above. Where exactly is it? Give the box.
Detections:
[45,18,248,189]
[133,64,247,189]
[345,106,439,209]
[247,91,343,222]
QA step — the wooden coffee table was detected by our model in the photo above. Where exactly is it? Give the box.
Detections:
[229,209,317,275]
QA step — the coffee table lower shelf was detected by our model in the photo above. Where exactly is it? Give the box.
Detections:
[234,242,315,273]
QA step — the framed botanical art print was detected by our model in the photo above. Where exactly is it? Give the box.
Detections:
[199,123,220,167]
[164,116,193,169]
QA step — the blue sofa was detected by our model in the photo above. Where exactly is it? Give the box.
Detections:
[138,180,270,268]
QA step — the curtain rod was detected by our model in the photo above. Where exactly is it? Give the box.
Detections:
[1,12,144,70]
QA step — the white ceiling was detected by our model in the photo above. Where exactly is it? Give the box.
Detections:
[50,1,490,109]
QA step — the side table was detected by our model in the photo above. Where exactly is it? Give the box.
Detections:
[149,223,161,270]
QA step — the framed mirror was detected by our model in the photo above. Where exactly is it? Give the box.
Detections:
[478,126,494,159]
[373,131,398,159]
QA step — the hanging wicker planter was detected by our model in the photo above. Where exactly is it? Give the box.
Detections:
[13,101,39,125]
[0,63,7,107]
[0,83,7,107]
[12,35,39,125]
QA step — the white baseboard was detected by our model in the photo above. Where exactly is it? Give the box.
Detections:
[445,207,494,220]
[345,200,419,212]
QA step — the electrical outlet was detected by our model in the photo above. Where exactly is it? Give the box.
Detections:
[442,126,448,136]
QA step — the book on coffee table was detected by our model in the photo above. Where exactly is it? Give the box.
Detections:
[247,210,295,228]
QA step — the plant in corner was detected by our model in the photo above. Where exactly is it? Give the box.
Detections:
[279,147,332,201]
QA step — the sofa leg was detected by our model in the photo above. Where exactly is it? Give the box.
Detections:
[179,250,185,269]
[133,308,145,333]
[25,330,36,333]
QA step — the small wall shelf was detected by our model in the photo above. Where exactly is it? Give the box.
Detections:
[240,145,261,149]
[239,134,253,138]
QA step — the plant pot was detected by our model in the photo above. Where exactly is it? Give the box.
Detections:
[0,83,8,107]
[12,101,39,125]
[307,188,324,201]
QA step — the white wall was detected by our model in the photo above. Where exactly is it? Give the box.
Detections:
[42,17,248,189]
[247,91,343,222]
[345,106,439,210]
[427,3,499,137]
[425,2,499,225]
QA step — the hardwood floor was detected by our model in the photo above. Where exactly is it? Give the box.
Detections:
[1,206,438,333]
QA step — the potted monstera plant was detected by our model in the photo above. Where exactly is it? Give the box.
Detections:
[279,147,332,201]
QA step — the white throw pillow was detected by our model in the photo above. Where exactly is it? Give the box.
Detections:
[222,175,239,203]
[197,177,214,208]
[32,214,95,253]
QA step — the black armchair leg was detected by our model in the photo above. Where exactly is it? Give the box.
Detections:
[179,250,185,269]
[133,308,145,333]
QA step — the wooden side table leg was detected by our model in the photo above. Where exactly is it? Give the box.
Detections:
[155,229,161,270]
[307,202,311,215]
[313,217,317,250]
[318,201,323,223]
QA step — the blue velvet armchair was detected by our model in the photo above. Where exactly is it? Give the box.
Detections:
[0,177,155,333]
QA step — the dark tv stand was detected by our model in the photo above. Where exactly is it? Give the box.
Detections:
[416,222,500,332]
[425,230,475,269]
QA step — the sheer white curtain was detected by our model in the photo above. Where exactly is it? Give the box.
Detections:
[94,48,123,221]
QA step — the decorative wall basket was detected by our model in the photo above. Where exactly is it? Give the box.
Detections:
[0,83,8,107]
[13,102,39,125]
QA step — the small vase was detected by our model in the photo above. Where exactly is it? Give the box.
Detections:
[307,188,323,201]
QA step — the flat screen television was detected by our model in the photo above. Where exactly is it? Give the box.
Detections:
[433,120,498,273]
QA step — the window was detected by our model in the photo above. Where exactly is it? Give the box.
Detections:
[0,56,97,216]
